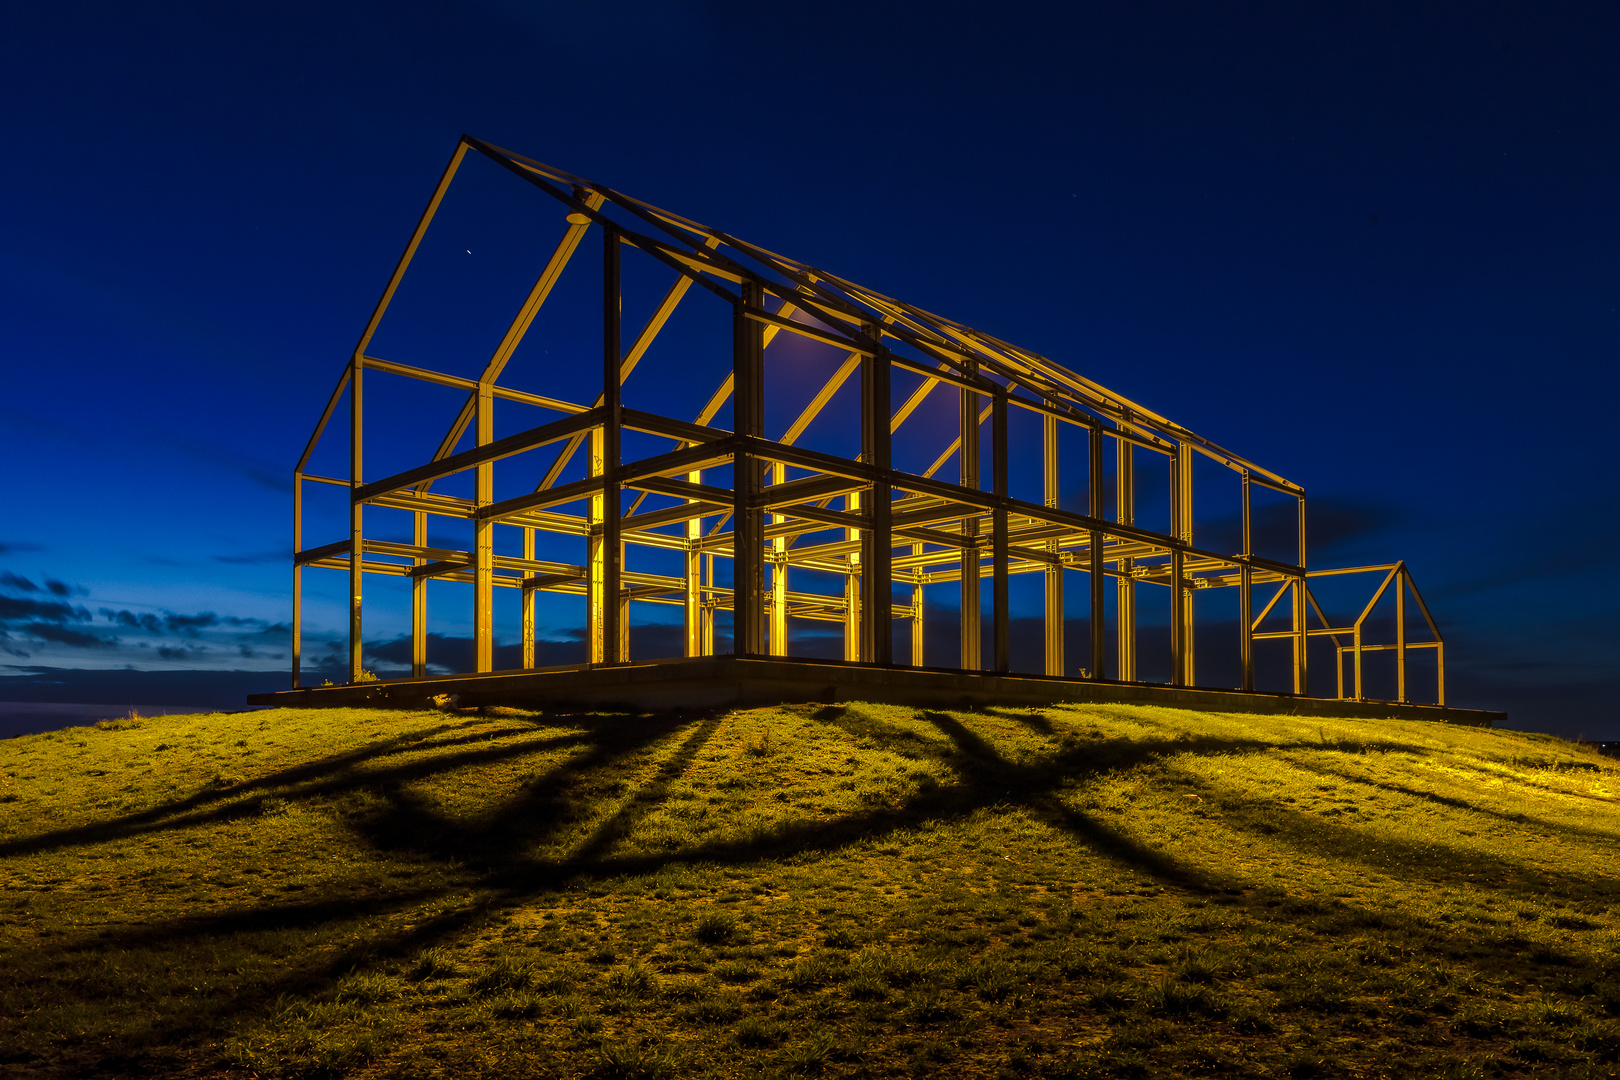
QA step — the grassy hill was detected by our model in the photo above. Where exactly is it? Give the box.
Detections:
[1,700,1618,1079]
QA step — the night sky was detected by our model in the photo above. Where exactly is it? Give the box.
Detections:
[2,2,1617,737]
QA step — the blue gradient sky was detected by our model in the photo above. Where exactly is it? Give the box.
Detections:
[2,1,1617,736]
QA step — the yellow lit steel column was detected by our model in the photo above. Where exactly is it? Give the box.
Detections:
[1239,472,1253,691]
[861,327,893,665]
[991,391,1010,674]
[600,227,624,663]
[843,486,862,662]
[587,426,607,664]
[292,471,303,688]
[1292,575,1308,695]
[1115,433,1136,682]
[1293,493,1307,694]
[348,356,364,683]
[770,462,787,656]
[910,552,925,667]
[1169,546,1187,686]
[684,483,704,658]
[1088,424,1105,681]
[520,527,536,669]
[473,379,495,673]
[1173,441,1194,686]
[1396,564,1408,703]
[959,372,981,671]
[732,280,766,657]
[414,511,429,677]
[1043,412,1064,676]
[702,551,715,656]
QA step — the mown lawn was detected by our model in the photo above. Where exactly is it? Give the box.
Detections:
[1,700,1617,1078]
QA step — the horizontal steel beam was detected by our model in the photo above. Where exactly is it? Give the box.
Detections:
[355,407,607,503]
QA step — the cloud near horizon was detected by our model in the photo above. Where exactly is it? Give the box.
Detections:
[0,570,290,666]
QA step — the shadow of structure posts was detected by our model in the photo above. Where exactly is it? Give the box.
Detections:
[5,701,1618,1076]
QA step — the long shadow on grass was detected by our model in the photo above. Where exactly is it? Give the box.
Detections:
[29,712,706,958]
[0,722,595,858]
[351,711,711,867]
[982,706,1054,735]
[810,704,943,760]
[1158,757,1620,905]
[1290,756,1620,846]
[918,712,1615,973]
[1089,703,1446,758]
[480,710,1281,898]
[17,703,1603,1074]
[12,713,722,1070]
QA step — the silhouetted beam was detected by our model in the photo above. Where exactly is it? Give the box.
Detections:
[620,408,731,446]
[616,440,739,485]
[408,558,471,580]
[742,305,874,356]
[753,474,868,510]
[477,475,606,522]
[354,407,606,503]
[632,476,736,504]
[361,356,585,415]
[772,502,866,533]
[620,501,729,531]
[295,539,351,565]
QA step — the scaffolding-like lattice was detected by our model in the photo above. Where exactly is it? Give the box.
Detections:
[290,136,1445,706]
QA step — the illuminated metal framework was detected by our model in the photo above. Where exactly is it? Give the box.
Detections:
[291,136,1444,706]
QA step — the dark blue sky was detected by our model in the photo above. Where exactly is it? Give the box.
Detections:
[2,1,1616,735]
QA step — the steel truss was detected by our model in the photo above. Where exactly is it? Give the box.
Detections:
[289,136,1445,706]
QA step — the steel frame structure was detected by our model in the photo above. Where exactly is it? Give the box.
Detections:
[289,136,1445,706]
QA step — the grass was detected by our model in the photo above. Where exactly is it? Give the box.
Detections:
[1,700,1618,1077]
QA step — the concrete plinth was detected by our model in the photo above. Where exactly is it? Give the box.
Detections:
[247,656,1499,727]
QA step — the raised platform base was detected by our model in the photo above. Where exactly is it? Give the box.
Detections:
[248,656,1499,727]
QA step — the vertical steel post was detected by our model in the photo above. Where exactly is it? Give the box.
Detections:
[619,537,630,662]
[1353,619,1364,700]
[1116,433,1136,682]
[291,476,302,687]
[684,510,703,658]
[910,551,925,667]
[348,359,364,683]
[587,426,607,663]
[520,526,535,669]
[1293,494,1307,694]
[1174,441,1195,686]
[732,279,766,656]
[292,472,303,687]
[1239,472,1253,691]
[770,462,788,655]
[1436,642,1445,706]
[1396,564,1408,703]
[702,551,715,656]
[1168,445,1185,686]
[991,391,1010,673]
[414,511,429,677]
[959,368,981,670]
[601,227,623,664]
[1088,425,1105,681]
[1292,576,1308,695]
[843,486,862,662]
[1239,563,1254,691]
[862,326,892,664]
[1169,548,1186,686]
[473,379,494,672]
[1043,412,1064,676]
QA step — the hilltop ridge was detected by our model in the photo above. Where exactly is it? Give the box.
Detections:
[1,701,1617,1078]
